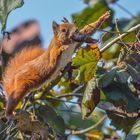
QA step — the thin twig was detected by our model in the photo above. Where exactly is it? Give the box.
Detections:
[56,93,82,98]
[72,84,84,93]
[98,29,128,34]
[136,31,140,42]
[100,24,140,53]
[56,84,84,98]
[45,97,80,104]
[21,92,34,110]
[0,123,12,135]
[57,109,81,114]
[115,19,129,64]
[72,115,107,135]
[115,19,127,48]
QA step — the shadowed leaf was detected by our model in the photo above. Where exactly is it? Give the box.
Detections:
[107,110,137,133]
[82,77,100,119]
[102,82,140,112]
[36,105,65,137]
[97,68,116,88]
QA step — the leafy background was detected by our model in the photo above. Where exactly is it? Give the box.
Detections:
[0,0,140,140]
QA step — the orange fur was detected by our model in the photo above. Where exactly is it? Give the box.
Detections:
[3,22,78,117]
[3,46,45,97]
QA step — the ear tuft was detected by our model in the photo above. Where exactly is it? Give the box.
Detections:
[52,21,59,35]
[61,17,69,23]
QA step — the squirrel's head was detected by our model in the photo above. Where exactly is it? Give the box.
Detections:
[52,21,78,45]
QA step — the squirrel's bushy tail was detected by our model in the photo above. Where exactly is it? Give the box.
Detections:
[3,46,45,97]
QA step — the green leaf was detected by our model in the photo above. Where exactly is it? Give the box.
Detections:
[97,68,116,88]
[0,0,24,31]
[60,106,105,130]
[107,110,137,133]
[102,82,140,112]
[82,77,100,119]
[98,68,130,88]
[116,69,130,84]
[72,44,100,83]
[125,118,140,140]
[72,2,113,29]
[35,105,65,137]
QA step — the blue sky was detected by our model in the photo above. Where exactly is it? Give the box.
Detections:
[1,0,140,47]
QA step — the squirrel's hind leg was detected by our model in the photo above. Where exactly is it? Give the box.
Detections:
[6,91,23,120]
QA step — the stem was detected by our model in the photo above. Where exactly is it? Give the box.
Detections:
[100,24,140,53]
[56,93,82,98]
[72,115,107,135]
[56,84,84,98]
[45,97,80,104]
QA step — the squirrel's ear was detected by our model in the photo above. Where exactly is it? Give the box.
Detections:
[61,17,69,23]
[52,21,59,35]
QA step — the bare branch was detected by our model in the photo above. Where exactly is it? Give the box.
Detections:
[55,84,84,98]
[43,96,80,104]
[100,24,140,53]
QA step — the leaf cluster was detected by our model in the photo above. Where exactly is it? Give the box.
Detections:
[0,0,140,140]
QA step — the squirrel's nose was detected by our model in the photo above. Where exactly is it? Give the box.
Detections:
[69,28,79,38]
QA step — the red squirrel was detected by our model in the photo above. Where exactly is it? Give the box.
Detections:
[3,20,79,117]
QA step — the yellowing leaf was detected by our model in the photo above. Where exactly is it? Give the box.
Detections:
[86,130,104,140]
[72,43,101,83]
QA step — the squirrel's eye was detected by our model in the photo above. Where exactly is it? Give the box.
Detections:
[61,28,67,32]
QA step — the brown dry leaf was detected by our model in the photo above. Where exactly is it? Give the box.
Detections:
[80,11,110,35]
[15,111,48,139]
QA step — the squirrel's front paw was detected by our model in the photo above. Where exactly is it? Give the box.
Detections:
[61,45,69,51]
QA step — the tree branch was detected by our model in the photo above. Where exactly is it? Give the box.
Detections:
[56,93,82,98]
[42,96,80,104]
[72,115,107,135]
[100,24,140,53]
[56,84,84,98]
